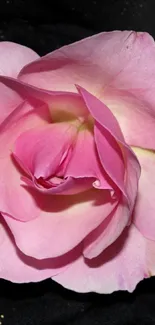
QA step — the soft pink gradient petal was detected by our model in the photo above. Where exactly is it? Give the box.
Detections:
[0,85,50,220]
[76,87,140,258]
[0,75,51,127]
[0,156,41,221]
[76,86,126,196]
[0,80,23,125]
[65,128,112,190]
[18,31,136,93]
[146,239,155,277]
[53,225,149,293]
[0,103,48,222]
[14,123,77,179]
[77,86,140,210]
[14,122,95,195]
[0,42,39,78]
[102,32,155,152]
[0,76,87,125]
[18,31,155,149]
[103,88,155,149]
[0,219,81,282]
[3,189,117,259]
[133,148,155,240]
[83,196,129,258]
[0,76,89,219]
[49,94,88,120]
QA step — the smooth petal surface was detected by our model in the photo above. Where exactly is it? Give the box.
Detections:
[14,123,77,179]
[49,94,88,120]
[3,189,117,259]
[18,31,136,92]
[0,156,41,221]
[146,239,155,277]
[133,147,155,240]
[0,42,39,78]
[0,81,23,125]
[77,86,140,210]
[0,219,80,282]
[14,122,96,195]
[0,85,50,221]
[103,88,155,149]
[76,87,140,257]
[65,128,112,190]
[53,225,149,293]
[0,75,87,126]
[0,75,51,127]
[0,77,89,219]
[23,176,95,195]
[19,31,155,150]
[83,197,129,258]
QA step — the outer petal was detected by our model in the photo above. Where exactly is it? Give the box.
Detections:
[0,156,41,222]
[0,81,50,221]
[133,147,155,240]
[0,42,39,78]
[146,239,155,277]
[83,197,129,258]
[3,189,117,259]
[77,87,140,258]
[53,225,149,293]
[0,219,80,282]
[19,31,155,149]
[103,88,155,149]
[18,31,135,92]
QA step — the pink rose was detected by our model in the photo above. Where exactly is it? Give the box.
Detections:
[0,31,155,293]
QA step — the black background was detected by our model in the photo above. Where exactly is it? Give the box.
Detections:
[0,0,155,324]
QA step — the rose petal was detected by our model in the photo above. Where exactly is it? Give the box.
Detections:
[0,76,88,124]
[76,86,126,194]
[146,239,155,277]
[77,86,140,210]
[83,196,129,258]
[0,75,52,127]
[65,128,112,190]
[3,189,117,259]
[0,76,89,219]
[0,42,39,78]
[103,88,155,149]
[18,31,155,150]
[0,156,42,221]
[18,31,136,92]
[14,122,77,179]
[23,176,95,195]
[76,87,140,257]
[53,225,149,293]
[0,88,50,221]
[133,147,155,240]
[0,218,80,282]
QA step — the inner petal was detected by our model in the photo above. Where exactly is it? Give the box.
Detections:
[48,93,89,122]
[65,126,112,191]
[13,122,77,182]
[36,176,64,189]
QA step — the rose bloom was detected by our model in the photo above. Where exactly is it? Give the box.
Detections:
[0,31,155,294]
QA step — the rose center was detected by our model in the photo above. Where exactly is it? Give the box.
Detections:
[37,176,64,189]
